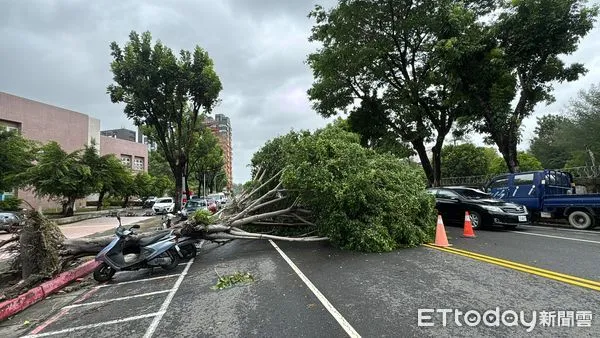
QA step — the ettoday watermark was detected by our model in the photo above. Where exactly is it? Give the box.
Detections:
[418,308,593,332]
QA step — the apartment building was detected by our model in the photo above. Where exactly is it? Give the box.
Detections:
[0,91,147,209]
[204,113,233,191]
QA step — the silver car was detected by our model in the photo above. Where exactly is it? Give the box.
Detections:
[0,212,23,233]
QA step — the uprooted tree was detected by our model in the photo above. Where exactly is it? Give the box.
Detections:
[0,121,436,296]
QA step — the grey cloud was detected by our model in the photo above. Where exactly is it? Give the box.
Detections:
[2,0,600,183]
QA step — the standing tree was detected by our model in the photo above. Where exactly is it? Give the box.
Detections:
[0,130,37,193]
[529,114,572,169]
[489,152,544,175]
[441,143,496,178]
[21,142,96,216]
[81,142,132,210]
[306,0,491,186]
[107,31,223,210]
[455,0,598,173]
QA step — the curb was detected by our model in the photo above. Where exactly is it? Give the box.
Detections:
[0,260,101,322]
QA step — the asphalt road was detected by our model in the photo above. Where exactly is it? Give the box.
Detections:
[4,223,600,338]
[443,222,600,281]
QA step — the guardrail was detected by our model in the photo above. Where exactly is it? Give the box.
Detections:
[440,166,600,187]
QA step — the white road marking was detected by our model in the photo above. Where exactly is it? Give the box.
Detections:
[21,312,163,337]
[96,274,180,288]
[63,289,172,309]
[519,224,600,234]
[269,240,361,338]
[509,231,600,244]
[143,258,194,338]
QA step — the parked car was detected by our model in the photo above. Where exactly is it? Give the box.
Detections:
[485,169,600,230]
[152,197,175,214]
[180,199,210,218]
[143,196,157,209]
[0,211,24,233]
[427,186,530,230]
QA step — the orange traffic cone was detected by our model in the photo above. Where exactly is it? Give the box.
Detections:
[432,214,451,247]
[462,211,476,238]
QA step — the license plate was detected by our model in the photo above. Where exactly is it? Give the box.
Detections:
[518,216,527,222]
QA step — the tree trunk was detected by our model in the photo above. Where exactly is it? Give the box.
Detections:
[497,133,520,174]
[411,140,435,187]
[97,189,107,211]
[63,197,75,217]
[174,165,184,211]
[122,196,130,208]
[431,144,443,187]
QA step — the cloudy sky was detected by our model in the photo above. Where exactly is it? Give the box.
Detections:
[1,0,600,184]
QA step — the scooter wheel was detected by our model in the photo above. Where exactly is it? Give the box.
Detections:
[181,244,197,259]
[160,249,180,271]
[93,263,116,282]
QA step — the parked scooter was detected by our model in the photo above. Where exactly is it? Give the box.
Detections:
[93,216,180,282]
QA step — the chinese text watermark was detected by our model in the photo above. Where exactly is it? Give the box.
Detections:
[418,308,593,332]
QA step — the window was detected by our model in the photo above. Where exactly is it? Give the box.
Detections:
[133,157,144,171]
[488,176,509,189]
[513,173,534,185]
[453,188,490,199]
[156,198,173,204]
[436,190,460,199]
[121,155,131,168]
[1,120,20,133]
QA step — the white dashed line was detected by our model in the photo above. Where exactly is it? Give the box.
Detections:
[143,258,194,338]
[21,312,164,337]
[96,274,180,288]
[63,289,172,309]
[269,240,361,338]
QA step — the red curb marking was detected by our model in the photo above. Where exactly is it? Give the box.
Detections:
[0,260,101,322]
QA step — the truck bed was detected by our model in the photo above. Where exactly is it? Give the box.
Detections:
[543,193,600,208]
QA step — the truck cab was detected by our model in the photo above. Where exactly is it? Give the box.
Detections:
[485,170,600,229]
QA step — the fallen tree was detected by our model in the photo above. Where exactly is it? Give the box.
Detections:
[1,121,436,297]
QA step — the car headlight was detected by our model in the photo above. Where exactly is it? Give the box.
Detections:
[481,205,503,213]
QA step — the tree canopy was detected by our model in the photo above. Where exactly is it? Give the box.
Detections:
[250,120,436,252]
[0,130,37,193]
[307,0,598,183]
[107,30,223,209]
[530,83,600,168]
[454,0,598,173]
[20,142,96,216]
[307,0,486,187]
[441,143,496,178]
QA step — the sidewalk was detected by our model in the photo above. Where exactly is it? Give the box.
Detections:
[0,217,154,261]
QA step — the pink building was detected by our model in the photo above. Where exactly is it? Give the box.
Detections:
[0,91,147,210]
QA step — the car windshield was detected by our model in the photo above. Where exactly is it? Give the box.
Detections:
[453,188,490,199]
[186,200,206,208]
[156,198,172,204]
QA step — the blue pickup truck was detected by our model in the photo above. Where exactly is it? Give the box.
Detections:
[484,169,600,230]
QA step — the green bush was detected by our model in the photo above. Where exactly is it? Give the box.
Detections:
[0,196,23,211]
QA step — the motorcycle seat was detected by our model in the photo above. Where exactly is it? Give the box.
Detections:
[138,231,170,247]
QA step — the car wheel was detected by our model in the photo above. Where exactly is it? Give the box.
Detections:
[568,210,595,230]
[468,211,483,229]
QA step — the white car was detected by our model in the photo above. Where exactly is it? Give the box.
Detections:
[152,197,175,214]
